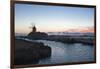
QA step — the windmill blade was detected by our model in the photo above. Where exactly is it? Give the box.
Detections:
[29,23,36,29]
[31,23,35,27]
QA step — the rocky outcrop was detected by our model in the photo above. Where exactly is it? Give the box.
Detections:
[28,32,48,39]
[14,39,51,65]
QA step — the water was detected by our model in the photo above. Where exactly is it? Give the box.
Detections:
[34,40,94,64]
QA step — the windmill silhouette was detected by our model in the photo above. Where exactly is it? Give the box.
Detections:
[29,23,37,32]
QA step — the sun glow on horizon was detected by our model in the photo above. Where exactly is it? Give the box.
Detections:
[15,26,94,34]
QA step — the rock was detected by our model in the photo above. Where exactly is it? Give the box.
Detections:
[14,39,51,65]
[28,32,48,39]
[36,46,51,58]
[14,47,39,65]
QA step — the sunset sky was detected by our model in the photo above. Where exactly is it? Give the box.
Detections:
[15,4,94,34]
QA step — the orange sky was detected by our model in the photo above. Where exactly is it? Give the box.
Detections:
[15,26,94,34]
[65,27,94,33]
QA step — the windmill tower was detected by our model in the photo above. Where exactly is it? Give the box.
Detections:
[30,23,37,32]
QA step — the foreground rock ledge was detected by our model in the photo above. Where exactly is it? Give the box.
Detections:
[14,39,51,65]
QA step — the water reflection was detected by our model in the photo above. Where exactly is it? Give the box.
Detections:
[35,40,94,64]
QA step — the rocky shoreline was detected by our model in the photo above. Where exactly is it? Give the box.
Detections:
[14,39,51,65]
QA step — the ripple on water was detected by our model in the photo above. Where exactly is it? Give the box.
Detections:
[35,40,94,64]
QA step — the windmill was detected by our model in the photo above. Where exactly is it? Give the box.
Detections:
[29,23,36,32]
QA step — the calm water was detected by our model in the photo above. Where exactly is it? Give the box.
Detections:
[35,40,94,64]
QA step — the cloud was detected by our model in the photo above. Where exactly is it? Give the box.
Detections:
[65,26,94,33]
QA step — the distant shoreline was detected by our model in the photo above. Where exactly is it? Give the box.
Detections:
[15,32,94,36]
[15,34,94,45]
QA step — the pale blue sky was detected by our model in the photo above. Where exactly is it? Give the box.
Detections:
[15,4,94,34]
